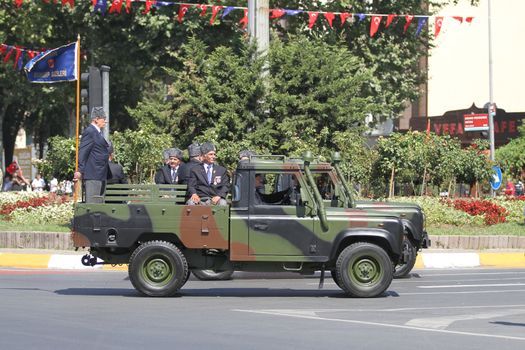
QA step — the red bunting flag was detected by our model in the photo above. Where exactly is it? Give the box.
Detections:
[143,0,156,15]
[27,50,38,60]
[340,12,352,27]
[385,14,395,28]
[434,16,444,38]
[453,16,463,23]
[210,6,223,25]
[109,0,123,14]
[14,0,23,7]
[126,0,131,13]
[270,9,285,19]
[178,4,190,23]
[91,0,96,6]
[198,4,207,16]
[308,12,319,29]
[13,47,22,69]
[62,0,74,8]
[3,47,14,63]
[0,45,7,57]
[324,12,335,28]
[403,15,414,33]
[370,15,382,37]
[465,17,474,23]
[239,9,248,29]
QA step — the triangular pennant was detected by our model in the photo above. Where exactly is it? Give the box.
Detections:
[62,0,74,8]
[14,0,24,8]
[239,9,248,29]
[222,6,234,18]
[324,12,335,28]
[340,12,352,27]
[270,9,285,19]
[415,17,428,37]
[434,16,444,38]
[143,0,156,15]
[357,14,366,22]
[178,4,190,23]
[125,0,131,13]
[13,47,22,69]
[3,47,14,63]
[27,50,38,60]
[109,0,123,14]
[0,44,7,56]
[308,12,319,29]
[465,17,474,23]
[370,15,382,37]
[385,14,395,28]
[198,4,207,16]
[17,51,24,71]
[404,15,414,33]
[210,6,223,25]
[93,0,107,15]
[452,16,463,23]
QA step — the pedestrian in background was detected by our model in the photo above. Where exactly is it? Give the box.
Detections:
[74,107,111,203]
[31,173,46,192]
[107,142,127,185]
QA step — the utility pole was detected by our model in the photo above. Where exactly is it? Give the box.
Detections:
[100,65,110,140]
[487,0,496,196]
[248,0,269,55]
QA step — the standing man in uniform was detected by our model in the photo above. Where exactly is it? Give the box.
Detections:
[187,142,229,205]
[74,107,111,203]
[155,148,184,184]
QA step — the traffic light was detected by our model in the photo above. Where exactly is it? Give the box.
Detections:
[80,66,102,117]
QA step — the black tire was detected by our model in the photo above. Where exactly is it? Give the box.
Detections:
[192,268,234,281]
[335,242,394,298]
[128,240,188,297]
[394,237,418,279]
[330,269,342,288]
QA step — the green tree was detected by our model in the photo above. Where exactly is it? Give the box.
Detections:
[496,123,525,178]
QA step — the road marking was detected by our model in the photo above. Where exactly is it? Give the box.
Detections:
[234,309,525,341]
[418,283,525,289]
[405,309,525,329]
[401,289,525,295]
[418,271,525,277]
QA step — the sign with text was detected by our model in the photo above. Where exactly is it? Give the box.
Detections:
[13,146,32,181]
[464,113,489,131]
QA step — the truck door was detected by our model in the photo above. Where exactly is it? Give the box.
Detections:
[248,172,316,257]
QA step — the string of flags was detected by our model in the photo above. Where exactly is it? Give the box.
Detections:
[4,0,475,71]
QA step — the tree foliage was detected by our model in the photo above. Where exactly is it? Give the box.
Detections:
[496,123,525,178]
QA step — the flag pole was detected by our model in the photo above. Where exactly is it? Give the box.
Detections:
[73,34,81,203]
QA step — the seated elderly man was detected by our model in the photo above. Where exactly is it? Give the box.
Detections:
[187,142,229,205]
[155,148,184,184]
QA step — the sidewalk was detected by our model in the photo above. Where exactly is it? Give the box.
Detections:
[0,248,524,270]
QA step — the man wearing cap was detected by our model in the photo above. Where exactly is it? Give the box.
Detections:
[155,148,184,184]
[178,143,202,185]
[74,107,111,203]
[187,142,229,205]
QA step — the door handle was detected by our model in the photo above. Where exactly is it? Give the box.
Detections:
[254,223,268,231]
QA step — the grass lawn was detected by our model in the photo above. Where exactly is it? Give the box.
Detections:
[0,221,70,233]
[428,222,525,236]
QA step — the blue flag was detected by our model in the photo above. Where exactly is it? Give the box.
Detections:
[24,42,78,83]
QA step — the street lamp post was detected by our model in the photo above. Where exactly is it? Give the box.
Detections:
[487,0,496,197]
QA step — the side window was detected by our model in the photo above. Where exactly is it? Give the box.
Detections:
[312,172,335,200]
[254,172,300,206]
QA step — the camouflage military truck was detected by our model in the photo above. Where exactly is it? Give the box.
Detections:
[72,153,407,297]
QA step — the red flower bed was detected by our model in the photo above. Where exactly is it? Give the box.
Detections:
[441,198,508,225]
[0,194,69,219]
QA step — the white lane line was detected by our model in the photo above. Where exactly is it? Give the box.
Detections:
[418,283,525,289]
[405,309,525,329]
[234,309,525,341]
[419,271,525,277]
[401,289,525,295]
[309,277,525,286]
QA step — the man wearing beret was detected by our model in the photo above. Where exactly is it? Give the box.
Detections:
[178,143,202,185]
[187,142,229,205]
[74,107,112,203]
[155,148,184,184]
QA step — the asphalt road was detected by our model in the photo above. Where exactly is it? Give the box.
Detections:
[1,268,525,350]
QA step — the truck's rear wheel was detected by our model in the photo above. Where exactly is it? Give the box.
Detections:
[128,240,188,297]
[394,237,417,278]
[192,268,234,281]
[336,242,393,298]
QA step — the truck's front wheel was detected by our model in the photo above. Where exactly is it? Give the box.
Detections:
[129,241,188,297]
[336,242,393,298]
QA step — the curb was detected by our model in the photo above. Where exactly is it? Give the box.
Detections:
[0,251,524,270]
